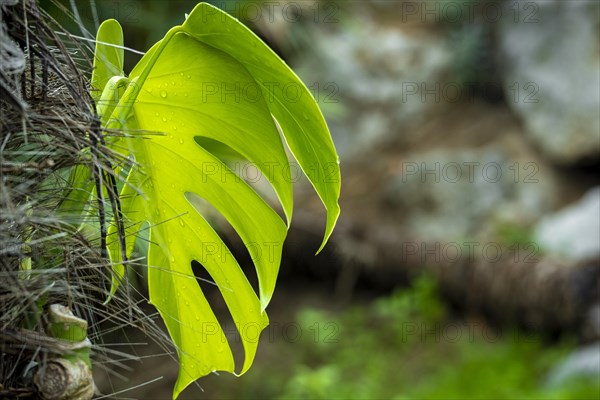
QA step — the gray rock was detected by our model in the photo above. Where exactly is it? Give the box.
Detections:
[293,21,453,158]
[498,0,600,164]
[534,187,600,262]
[384,144,556,241]
[545,342,600,387]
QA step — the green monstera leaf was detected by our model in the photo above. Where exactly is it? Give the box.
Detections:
[91,3,340,398]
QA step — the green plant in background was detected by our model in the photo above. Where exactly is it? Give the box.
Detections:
[207,277,598,400]
[82,2,340,398]
[493,220,536,246]
[285,278,598,400]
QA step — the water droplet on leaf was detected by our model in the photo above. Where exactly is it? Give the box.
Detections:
[160,90,167,98]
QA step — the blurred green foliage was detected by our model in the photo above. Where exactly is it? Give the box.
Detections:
[201,277,598,399]
[41,1,270,72]
[493,220,536,246]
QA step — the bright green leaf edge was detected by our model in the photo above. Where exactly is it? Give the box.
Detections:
[91,19,124,102]
[181,3,341,252]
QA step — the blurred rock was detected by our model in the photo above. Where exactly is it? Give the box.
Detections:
[384,141,556,241]
[534,187,600,263]
[546,342,600,387]
[497,0,600,164]
[293,18,453,158]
